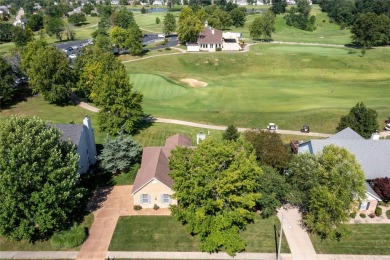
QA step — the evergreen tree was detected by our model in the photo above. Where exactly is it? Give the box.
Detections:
[222,125,240,141]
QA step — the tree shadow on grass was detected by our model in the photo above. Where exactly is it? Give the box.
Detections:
[131,114,155,135]
[0,85,33,110]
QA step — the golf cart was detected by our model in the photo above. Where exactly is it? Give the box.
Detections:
[385,123,390,131]
[267,123,278,131]
[301,125,310,133]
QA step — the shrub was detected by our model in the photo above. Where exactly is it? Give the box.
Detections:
[349,212,356,218]
[372,177,390,202]
[153,204,160,210]
[216,47,222,51]
[165,47,171,51]
[375,206,382,217]
[50,225,87,249]
[386,210,390,219]
[133,205,142,211]
[360,213,366,218]
[368,213,376,218]
[379,201,386,206]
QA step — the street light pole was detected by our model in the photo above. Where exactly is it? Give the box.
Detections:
[277,215,283,260]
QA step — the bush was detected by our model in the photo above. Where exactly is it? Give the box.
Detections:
[349,212,356,218]
[360,213,366,218]
[165,47,171,51]
[386,210,390,219]
[50,225,87,249]
[91,12,98,17]
[153,204,160,210]
[133,205,142,211]
[368,213,376,218]
[379,201,387,206]
[375,206,382,217]
[216,47,222,51]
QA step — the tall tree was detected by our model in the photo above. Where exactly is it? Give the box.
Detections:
[26,45,75,104]
[271,0,287,14]
[178,15,202,43]
[126,23,143,55]
[222,125,240,141]
[163,12,176,35]
[110,26,128,50]
[27,13,44,31]
[243,129,290,170]
[112,7,135,29]
[249,10,276,40]
[68,12,87,26]
[230,7,245,27]
[0,57,15,106]
[351,13,390,48]
[12,26,34,47]
[169,139,262,255]
[0,116,86,241]
[45,16,65,41]
[336,102,379,139]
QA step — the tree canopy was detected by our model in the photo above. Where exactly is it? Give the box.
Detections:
[336,102,379,139]
[229,7,246,27]
[249,10,276,40]
[169,139,262,255]
[45,16,65,41]
[0,116,86,241]
[112,7,135,29]
[0,56,15,106]
[222,125,239,141]
[68,12,87,26]
[271,0,287,14]
[163,12,177,35]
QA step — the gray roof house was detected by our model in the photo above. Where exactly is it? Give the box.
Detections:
[53,116,97,174]
[297,127,389,212]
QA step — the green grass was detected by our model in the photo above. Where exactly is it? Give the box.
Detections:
[109,215,290,253]
[311,224,390,254]
[126,44,390,134]
[387,210,390,219]
[113,163,140,185]
[0,213,94,251]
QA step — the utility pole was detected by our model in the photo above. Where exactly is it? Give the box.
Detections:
[277,215,283,260]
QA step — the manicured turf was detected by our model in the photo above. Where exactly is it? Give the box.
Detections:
[310,224,390,254]
[109,215,290,253]
[387,210,390,219]
[113,164,140,185]
[126,44,390,134]
[0,213,94,251]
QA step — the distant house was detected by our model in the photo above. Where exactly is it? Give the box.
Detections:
[53,116,97,174]
[131,134,192,208]
[188,21,242,52]
[67,6,82,16]
[152,0,164,5]
[297,128,389,214]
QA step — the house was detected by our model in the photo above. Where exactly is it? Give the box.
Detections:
[152,0,164,5]
[67,6,82,16]
[189,21,242,52]
[297,127,389,213]
[53,116,97,174]
[131,134,192,208]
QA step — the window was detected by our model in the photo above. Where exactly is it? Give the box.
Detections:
[141,194,150,204]
[210,44,213,48]
[161,194,171,204]
[359,201,370,210]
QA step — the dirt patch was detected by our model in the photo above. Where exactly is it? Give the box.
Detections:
[180,78,208,87]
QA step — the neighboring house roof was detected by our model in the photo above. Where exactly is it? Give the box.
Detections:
[298,128,390,180]
[53,124,83,146]
[198,26,223,44]
[131,134,192,194]
[365,182,382,201]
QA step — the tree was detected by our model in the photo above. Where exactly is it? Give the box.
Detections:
[163,12,176,35]
[271,0,287,14]
[94,34,112,52]
[249,10,275,40]
[110,26,128,50]
[177,15,202,43]
[97,132,142,175]
[45,17,65,41]
[230,7,245,27]
[155,17,160,24]
[169,139,262,255]
[12,26,34,47]
[336,102,379,139]
[126,23,143,55]
[222,125,239,141]
[351,13,390,48]
[284,0,316,31]
[27,13,44,31]
[112,7,135,29]
[372,177,390,202]
[26,45,75,104]
[0,116,86,241]
[77,51,143,134]
[68,12,87,26]
[82,3,94,15]
[243,129,290,170]
[288,145,366,240]
[0,57,15,106]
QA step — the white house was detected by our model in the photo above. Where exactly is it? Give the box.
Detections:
[53,116,97,174]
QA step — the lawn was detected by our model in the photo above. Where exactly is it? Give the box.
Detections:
[113,163,140,185]
[109,215,290,253]
[0,213,94,251]
[311,224,390,254]
[126,44,390,134]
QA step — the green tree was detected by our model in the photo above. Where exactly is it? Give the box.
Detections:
[26,45,75,104]
[169,139,262,255]
[97,132,142,175]
[94,34,112,52]
[110,26,128,50]
[45,16,65,41]
[243,129,290,170]
[0,116,86,241]
[222,125,239,141]
[82,3,94,15]
[155,17,160,24]
[27,13,44,31]
[112,7,135,29]
[336,102,379,139]
[351,13,390,48]
[12,26,34,47]
[77,51,143,134]
[249,10,275,40]
[0,57,15,106]
[271,0,287,14]
[20,38,48,73]
[229,7,245,27]
[177,15,202,43]
[68,12,87,26]
[125,23,143,55]
[163,12,176,35]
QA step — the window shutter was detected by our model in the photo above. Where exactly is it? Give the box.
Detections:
[366,202,370,210]
[169,195,172,204]
[160,194,163,203]
[148,194,151,204]
[139,194,143,204]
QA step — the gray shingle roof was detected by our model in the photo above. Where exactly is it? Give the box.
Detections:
[53,124,83,146]
[198,27,223,44]
[328,127,364,140]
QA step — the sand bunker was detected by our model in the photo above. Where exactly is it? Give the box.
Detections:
[180,78,208,87]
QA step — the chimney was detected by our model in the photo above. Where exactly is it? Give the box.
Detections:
[212,29,214,35]
[83,115,97,164]
[205,20,208,27]
[370,130,380,140]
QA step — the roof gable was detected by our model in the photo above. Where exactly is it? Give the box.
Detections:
[328,127,364,140]
[198,26,223,44]
[52,124,83,146]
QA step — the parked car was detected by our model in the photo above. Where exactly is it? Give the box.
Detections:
[385,124,390,131]
[69,53,77,59]
[301,125,310,133]
[267,123,278,131]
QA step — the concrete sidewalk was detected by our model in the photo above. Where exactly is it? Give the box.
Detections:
[0,251,78,259]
